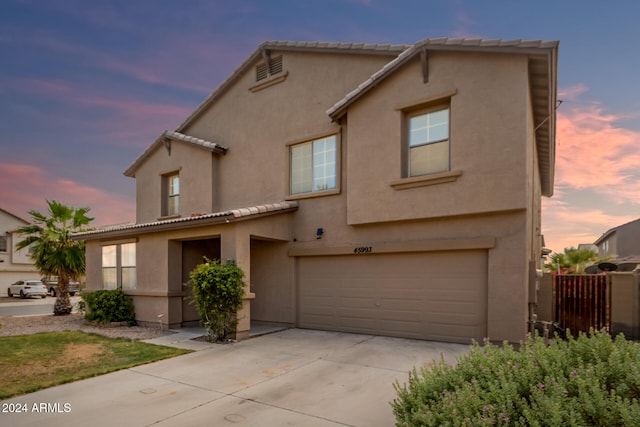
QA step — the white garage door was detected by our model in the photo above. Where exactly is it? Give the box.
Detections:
[298,250,487,343]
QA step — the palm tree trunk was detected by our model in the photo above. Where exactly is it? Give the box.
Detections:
[53,274,73,316]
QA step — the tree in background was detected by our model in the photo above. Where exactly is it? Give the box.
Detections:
[15,200,93,315]
[545,247,612,274]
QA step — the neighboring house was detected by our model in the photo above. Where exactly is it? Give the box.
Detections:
[577,243,598,253]
[0,208,39,294]
[595,218,640,262]
[74,37,558,344]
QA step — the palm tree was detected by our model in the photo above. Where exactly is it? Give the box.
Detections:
[15,200,93,315]
[545,247,612,274]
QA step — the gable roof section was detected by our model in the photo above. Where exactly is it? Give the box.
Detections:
[0,207,30,225]
[124,131,228,177]
[326,37,559,197]
[594,218,640,246]
[72,201,298,240]
[175,40,410,133]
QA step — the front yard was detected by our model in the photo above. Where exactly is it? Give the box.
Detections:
[0,317,190,399]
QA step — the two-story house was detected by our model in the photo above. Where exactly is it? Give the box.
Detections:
[1,207,39,294]
[75,37,558,344]
[595,218,640,262]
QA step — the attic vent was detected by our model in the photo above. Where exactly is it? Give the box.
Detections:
[256,55,283,81]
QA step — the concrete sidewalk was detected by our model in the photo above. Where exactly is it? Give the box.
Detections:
[0,329,469,426]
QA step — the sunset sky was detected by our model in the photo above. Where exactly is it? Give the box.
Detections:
[2,0,639,254]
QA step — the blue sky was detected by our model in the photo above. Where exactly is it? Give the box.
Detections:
[2,0,640,253]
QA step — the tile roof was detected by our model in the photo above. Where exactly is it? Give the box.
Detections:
[72,201,299,240]
[176,40,409,132]
[123,131,227,177]
[325,36,559,197]
[255,40,410,53]
[164,131,227,152]
[327,37,559,119]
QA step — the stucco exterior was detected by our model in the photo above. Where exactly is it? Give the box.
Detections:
[595,218,640,260]
[0,208,39,294]
[76,38,558,344]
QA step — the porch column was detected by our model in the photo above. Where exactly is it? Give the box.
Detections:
[221,227,255,340]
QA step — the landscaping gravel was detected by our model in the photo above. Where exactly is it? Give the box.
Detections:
[0,314,175,340]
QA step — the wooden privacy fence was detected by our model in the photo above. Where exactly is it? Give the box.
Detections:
[554,274,611,334]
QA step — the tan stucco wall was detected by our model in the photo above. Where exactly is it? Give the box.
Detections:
[134,141,218,223]
[288,198,532,341]
[185,51,394,212]
[345,52,530,225]
[250,239,294,324]
[83,47,548,343]
[84,213,294,329]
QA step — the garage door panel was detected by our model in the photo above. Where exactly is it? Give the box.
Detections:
[428,311,482,324]
[298,251,487,343]
[378,298,424,312]
[301,295,337,308]
[335,315,377,331]
[337,297,377,310]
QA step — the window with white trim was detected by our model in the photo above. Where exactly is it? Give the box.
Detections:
[0,235,7,252]
[102,243,136,290]
[290,135,337,195]
[407,106,450,177]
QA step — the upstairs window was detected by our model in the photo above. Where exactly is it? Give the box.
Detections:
[290,135,337,195]
[407,106,450,177]
[0,235,6,252]
[162,173,180,217]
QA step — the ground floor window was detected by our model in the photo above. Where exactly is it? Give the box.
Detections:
[102,242,136,290]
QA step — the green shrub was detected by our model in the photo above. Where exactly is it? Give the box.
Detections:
[80,289,136,326]
[392,331,640,426]
[187,257,246,342]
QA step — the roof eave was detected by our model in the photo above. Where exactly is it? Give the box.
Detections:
[535,45,558,197]
[327,38,559,196]
[72,201,298,241]
[177,40,409,133]
[0,207,30,225]
[594,229,616,246]
[123,131,227,178]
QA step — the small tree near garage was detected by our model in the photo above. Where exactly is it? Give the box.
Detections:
[188,257,246,342]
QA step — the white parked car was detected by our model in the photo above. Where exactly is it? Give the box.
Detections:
[7,280,48,299]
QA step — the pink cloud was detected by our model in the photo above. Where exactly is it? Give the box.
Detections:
[558,84,589,100]
[542,197,636,253]
[0,162,135,227]
[542,95,640,253]
[13,77,194,147]
[555,105,640,197]
[8,29,229,96]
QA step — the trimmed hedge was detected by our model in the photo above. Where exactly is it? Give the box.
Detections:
[79,289,136,326]
[392,331,640,426]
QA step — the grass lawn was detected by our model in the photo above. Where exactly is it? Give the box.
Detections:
[0,331,192,399]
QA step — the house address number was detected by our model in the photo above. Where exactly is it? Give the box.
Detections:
[353,246,373,254]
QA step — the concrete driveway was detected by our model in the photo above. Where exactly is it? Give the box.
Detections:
[0,329,469,426]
